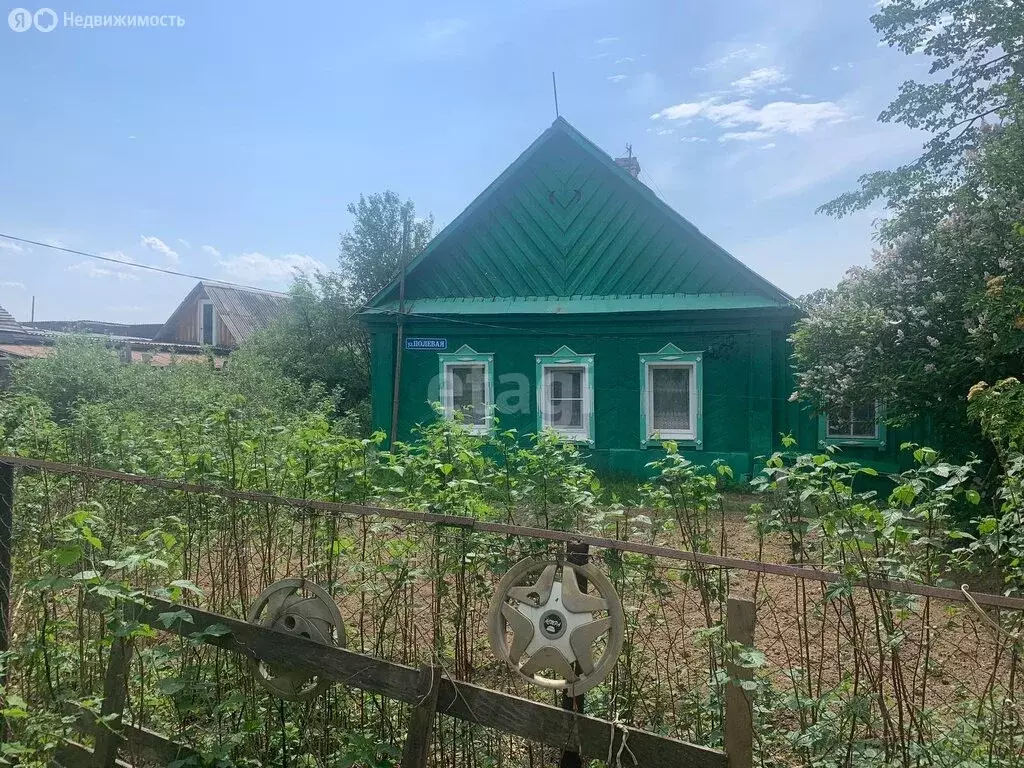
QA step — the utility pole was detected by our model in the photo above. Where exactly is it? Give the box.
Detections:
[389,215,410,452]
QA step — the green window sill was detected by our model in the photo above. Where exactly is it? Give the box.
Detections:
[643,437,703,450]
[819,438,886,450]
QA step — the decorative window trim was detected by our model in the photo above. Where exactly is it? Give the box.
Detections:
[198,299,217,346]
[438,345,494,435]
[535,346,595,444]
[819,402,886,450]
[639,344,703,449]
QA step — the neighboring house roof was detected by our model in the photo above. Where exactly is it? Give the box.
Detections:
[25,320,163,339]
[153,281,289,344]
[364,116,794,317]
[0,303,40,343]
[0,343,225,368]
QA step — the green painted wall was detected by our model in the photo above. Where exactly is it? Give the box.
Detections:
[367,309,799,479]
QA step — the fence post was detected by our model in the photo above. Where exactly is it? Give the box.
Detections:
[725,598,755,768]
[93,635,134,768]
[559,541,589,768]
[401,663,442,768]
[0,461,12,742]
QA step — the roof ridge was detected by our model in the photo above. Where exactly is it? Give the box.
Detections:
[200,280,289,298]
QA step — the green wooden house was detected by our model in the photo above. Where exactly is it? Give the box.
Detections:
[361,117,900,478]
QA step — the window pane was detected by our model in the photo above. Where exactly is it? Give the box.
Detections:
[544,367,584,429]
[851,403,877,437]
[651,366,690,431]
[450,364,487,425]
[827,409,851,437]
[201,303,214,345]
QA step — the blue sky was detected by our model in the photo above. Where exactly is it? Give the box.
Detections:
[0,0,929,324]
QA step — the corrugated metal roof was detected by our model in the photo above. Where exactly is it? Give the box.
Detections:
[153,281,289,345]
[202,282,289,342]
[0,304,23,333]
[0,344,225,368]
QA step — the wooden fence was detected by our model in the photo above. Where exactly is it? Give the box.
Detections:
[4,456,1019,767]
[47,592,754,768]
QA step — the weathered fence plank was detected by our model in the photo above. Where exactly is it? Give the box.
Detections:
[93,636,133,768]
[88,594,727,768]
[725,598,756,768]
[69,704,202,767]
[0,461,11,743]
[401,664,442,768]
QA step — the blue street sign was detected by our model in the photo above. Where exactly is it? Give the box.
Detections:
[405,337,447,351]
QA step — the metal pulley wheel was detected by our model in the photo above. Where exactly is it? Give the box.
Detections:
[246,578,346,701]
[487,557,625,696]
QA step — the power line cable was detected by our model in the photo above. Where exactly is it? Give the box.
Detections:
[0,233,287,295]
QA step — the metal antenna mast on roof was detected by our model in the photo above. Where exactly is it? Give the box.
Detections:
[552,72,560,118]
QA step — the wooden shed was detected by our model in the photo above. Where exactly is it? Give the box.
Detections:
[360,118,896,477]
[154,281,289,348]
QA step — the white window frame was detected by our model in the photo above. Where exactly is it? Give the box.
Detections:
[198,299,217,346]
[821,401,886,448]
[644,362,697,441]
[438,346,494,435]
[535,347,595,444]
[639,344,703,449]
[540,364,591,440]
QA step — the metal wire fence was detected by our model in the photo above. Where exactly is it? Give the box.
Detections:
[1,457,1022,767]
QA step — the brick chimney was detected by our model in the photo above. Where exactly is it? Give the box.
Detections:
[614,145,641,179]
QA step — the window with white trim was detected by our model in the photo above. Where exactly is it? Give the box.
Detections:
[438,346,493,434]
[535,347,594,442]
[645,363,696,439]
[639,345,703,447]
[826,402,878,440]
[542,365,588,434]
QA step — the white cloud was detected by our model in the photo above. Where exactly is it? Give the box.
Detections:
[680,136,709,143]
[719,130,775,142]
[731,66,787,92]
[651,98,850,138]
[614,56,634,65]
[594,36,619,44]
[759,142,777,150]
[0,239,24,252]
[201,244,221,258]
[651,102,707,121]
[764,124,920,198]
[140,235,179,264]
[607,74,627,83]
[68,261,140,281]
[217,252,328,285]
[177,238,192,249]
[694,44,768,71]
[0,281,25,290]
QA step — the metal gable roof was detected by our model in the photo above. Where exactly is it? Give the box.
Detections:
[364,117,793,314]
[153,281,289,344]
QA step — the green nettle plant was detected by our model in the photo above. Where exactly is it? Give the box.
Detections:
[0,344,1022,767]
[748,438,1024,767]
[967,378,1024,602]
